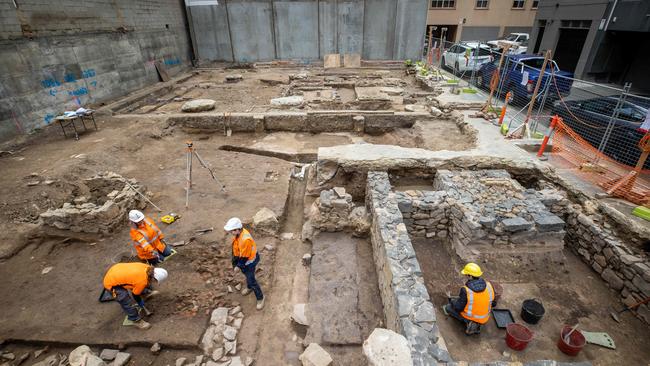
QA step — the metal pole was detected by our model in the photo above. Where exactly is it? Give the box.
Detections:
[596,82,632,160]
[532,76,552,134]
[185,142,192,208]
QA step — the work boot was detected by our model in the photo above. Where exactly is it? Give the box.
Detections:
[256,297,265,310]
[241,288,251,296]
[465,321,481,335]
[134,319,152,330]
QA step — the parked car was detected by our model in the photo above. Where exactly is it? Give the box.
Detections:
[487,33,529,50]
[477,54,574,105]
[551,97,650,168]
[441,42,493,73]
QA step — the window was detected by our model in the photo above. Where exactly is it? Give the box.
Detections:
[431,0,455,8]
[512,0,525,9]
[531,0,539,9]
[476,0,489,9]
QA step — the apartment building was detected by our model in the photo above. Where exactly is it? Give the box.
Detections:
[427,0,538,42]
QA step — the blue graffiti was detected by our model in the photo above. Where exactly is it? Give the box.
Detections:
[49,89,57,96]
[41,78,61,88]
[82,69,96,78]
[44,114,55,124]
[164,57,181,66]
[68,87,88,96]
[90,80,98,87]
[64,73,77,83]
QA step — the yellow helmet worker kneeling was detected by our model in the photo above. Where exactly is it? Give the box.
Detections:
[442,262,494,335]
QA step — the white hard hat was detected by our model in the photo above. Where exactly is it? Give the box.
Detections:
[129,210,145,223]
[153,268,168,283]
[224,217,243,231]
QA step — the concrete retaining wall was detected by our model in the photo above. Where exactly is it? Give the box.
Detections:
[0,0,192,142]
[186,0,428,62]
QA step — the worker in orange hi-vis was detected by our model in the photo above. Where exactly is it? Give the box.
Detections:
[128,210,175,265]
[442,262,495,336]
[224,217,265,310]
[103,262,168,329]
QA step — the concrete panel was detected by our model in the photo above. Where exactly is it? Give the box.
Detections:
[189,4,234,61]
[319,0,337,56]
[460,26,501,42]
[337,0,364,55]
[363,0,397,60]
[227,0,275,62]
[273,0,319,60]
[393,0,428,60]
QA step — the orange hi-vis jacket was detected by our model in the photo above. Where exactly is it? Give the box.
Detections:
[103,262,151,295]
[130,217,166,260]
[461,281,494,324]
[232,228,257,266]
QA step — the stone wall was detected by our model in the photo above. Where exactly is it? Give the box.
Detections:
[394,190,449,239]
[366,171,451,365]
[0,0,191,142]
[39,172,147,234]
[304,187,369,239]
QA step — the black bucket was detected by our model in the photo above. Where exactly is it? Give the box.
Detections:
[521,299,545,324]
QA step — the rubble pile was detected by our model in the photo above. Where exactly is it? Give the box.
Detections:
[196,306,253,366]
[304,187,370,238]
[39,172,147,234]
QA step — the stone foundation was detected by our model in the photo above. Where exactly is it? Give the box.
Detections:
[39,172,147,234]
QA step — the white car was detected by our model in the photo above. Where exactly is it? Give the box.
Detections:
[487,33,529,51]
[441,42,494,72]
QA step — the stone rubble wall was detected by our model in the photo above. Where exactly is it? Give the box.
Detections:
[394,190,449,240]
[366,171,451,365]
[39,172,147,234]
[307,187,370,238]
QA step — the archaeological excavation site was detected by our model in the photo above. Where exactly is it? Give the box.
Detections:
[1,1,649,366]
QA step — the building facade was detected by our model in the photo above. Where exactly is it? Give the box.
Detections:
[426,0,538,43]
[529,0,650,91]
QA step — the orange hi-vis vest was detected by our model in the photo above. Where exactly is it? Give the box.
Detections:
[103,262,151,295]
[130,217,166,260]
[232,229,257,264]
[461,281,494,324]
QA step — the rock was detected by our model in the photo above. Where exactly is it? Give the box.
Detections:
[230,356,244,366]
[280,232,294,240]
[99,349,119,361]
[229,306,242,316]
[176,357,187,366]
[348,206,370,236]
[33,346,49,359]
[404,105,428,113]
[332,187,346,198]
[223,325,238,341]
[299,343,332,366]
[224,340,237,355]
[1,353,14,360]
[27,180,40,186]
[212,347,224,362]
[264,244,275,251]
[195,355,204,365]
[244,356,254,366]
[233,317,243,329]
[302,253,312,266]
[225,74,243,83]
[292,303,309,325]
[363,328,413,366]
[31,355,59,366]
[533,214,565,232]
[501,217,533,232]
[270,96,304,107]
[380,87,404,96]
[235,283,242,291]
[110,352,131,366]
[70,346,95,366]
[150,343,161,355]
[252,207,279,236]
[201,325,218,354]
[182,99,216,113]
[601,268,625,291]
[15,353,29,366]
[260,76,289,86]
[430,106,443,116]
[211,307,229,326]
[228,285,233,293]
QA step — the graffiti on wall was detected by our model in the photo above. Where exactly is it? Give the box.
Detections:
[41,68,98,124]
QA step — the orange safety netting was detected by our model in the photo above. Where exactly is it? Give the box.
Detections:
[551,119,650,206]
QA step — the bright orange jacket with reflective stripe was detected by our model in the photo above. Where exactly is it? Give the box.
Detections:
[232,229,257,264]
[461,281,494,324]
[103,262,151,295]
[129,217,166,260]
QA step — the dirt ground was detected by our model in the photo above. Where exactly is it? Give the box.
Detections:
[412,237,650,365]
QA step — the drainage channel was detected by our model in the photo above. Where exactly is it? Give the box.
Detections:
[218,145,316,164]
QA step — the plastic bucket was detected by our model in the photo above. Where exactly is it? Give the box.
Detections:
[521,299,545,324]
[505,323,534,351]
[557,326,586,356]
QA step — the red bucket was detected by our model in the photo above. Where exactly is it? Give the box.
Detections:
[557,326,586,356]
[505,323,534,351]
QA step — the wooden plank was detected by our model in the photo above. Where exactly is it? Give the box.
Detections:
[154,61,170,82]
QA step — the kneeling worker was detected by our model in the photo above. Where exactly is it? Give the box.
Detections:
[224,217,264,310]
[129,210,174,265]
[103,262,168,329]
[442,262,494,335]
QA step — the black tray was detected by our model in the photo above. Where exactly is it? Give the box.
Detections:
[492,308,515,329]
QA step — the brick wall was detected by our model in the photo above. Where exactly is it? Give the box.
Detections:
[0,0,192,142]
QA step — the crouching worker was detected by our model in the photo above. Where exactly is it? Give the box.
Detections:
[442,262,494,335]
[103,262,168,329]
[224,217,265,310]
[129,210,174,265]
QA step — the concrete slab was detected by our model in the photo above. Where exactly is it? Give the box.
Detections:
[324,54,341,68]
[343,54,361,68]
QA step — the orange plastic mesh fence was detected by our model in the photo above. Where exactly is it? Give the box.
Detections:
[552,120,650,205]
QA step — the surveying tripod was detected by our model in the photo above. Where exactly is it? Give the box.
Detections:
[185,141,226,208]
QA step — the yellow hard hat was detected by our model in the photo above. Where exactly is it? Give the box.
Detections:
[461,262,483,277]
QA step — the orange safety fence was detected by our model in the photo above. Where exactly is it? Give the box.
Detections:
[551,119,650,206]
